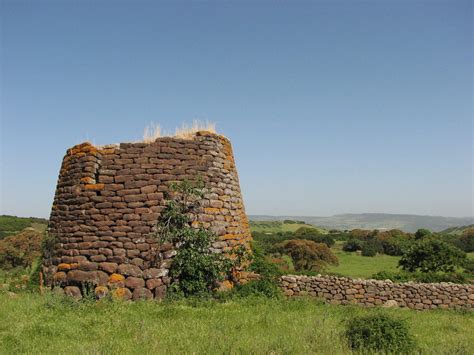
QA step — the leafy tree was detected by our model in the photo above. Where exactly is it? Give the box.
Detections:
[399,239,466,273]
[294,227,322,237]
[293,227,335,247]
[342,239,362,252]
[451,228,474,253]
[361,242,378,257]
[349,229,371,239]
[414,228,432,240]
[154,180,234,297]
[277,239,338,271]
[464,258,474,275]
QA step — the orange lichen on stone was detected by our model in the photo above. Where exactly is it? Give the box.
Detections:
[108,273,125,283]
[57,263,72,271]
[53,272,67,283]
[99,148,116,155]
[95,286,109,299]
[204,207,220,214]
[85,183,105,191]
[81,145,98,154]
[68,142,99,157]
[80,177,95,184]
[111,287,131,300]
[220,234,237,240]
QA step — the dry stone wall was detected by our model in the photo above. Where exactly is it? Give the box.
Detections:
[43,131,251,300]
[280,275,473,310]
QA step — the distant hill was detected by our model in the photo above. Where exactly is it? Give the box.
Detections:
[440,224,474,236]
[249,213,473,233]
[0,215,48,239]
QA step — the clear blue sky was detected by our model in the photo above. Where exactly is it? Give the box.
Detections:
[1,0,472,218]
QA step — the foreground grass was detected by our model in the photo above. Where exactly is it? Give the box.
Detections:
[0,293,472,354]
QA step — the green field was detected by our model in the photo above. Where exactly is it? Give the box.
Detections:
[325,245,474,280]
[326,242,401,279]
[0,293,472,354]
[250,220,327,234]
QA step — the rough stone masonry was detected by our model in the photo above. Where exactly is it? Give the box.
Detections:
[280,275,474,310]
[42,131,252,300]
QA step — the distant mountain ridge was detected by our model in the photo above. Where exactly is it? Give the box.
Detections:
[248,213,473,233]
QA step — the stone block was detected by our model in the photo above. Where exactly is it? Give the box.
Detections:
[125,277,145,289]
[111,287,132,300]
[64,286,82,300]
[133,287,153,301]
[118,264,143,277]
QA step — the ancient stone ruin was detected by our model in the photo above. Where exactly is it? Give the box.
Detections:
[42,131,252,300]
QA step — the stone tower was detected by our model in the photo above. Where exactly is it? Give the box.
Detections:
[42,131,251,300]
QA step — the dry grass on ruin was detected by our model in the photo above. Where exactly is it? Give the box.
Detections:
[143,121,216,143]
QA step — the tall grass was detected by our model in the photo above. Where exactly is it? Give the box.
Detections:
[0,293,472,354]
[143,120,216,143]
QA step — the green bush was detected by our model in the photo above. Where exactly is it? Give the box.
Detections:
[371,270,412,282]
[361,241,380,257]
[345,314,415,353]
[399,239,466,273]
[451,230,474,253]
[293,227,335,247]
[415,228,432,240]
[371,270,468,284]
[277,239,338,271]
[226,244,283,298]
[248,243,282,280]
[342,239,362,252]
[0,229,43,269]
[413,272,467,284]
[381,238,408,256]
[464,258,474,274]
[154,180,233,298]
[233,279,282,299]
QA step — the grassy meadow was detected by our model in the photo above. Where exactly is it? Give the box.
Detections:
[327,242,401,279]
[1,292,473,354]
[0,219,472,353]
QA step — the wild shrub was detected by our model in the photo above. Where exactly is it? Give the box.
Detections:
[229,243,283,298]
[277,239,338,271]
[154,180,233,298]
[371,270,468,284]
[399,239,466,273]
[345,314,416,353]
[464,258,474,275]
[342,239,362,252]
[451,229,474,253]
[247,243,282,280]
[360,241,379,257]
[0,228,43,268]
[415,228,432,240]
[233,279,282,299]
